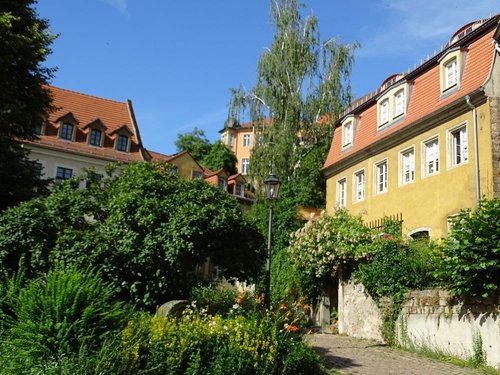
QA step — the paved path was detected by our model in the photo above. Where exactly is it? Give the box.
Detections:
[309,334,486,375]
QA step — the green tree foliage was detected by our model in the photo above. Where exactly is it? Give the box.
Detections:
[202,140,238,175]
[441,198,500,298]
[230,0,357,207]
[0,163,265,310]
[0,0,55,211]
[174,127,212,161]
[0,267,125,373]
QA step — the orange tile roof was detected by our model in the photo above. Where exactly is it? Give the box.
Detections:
[27,86,145,163]
[323,16,498,171]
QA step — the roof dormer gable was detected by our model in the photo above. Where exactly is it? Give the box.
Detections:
[54,112,79,127]
[438,47,467,94]
[108,124,133,138]
[376,80,409,129]
[82,118,107,132]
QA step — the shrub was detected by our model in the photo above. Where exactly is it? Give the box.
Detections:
[0,267,126,373]
[121,311,321,375]
[442,198,500,298]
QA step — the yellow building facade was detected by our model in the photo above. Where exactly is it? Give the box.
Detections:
[323,16,500,240]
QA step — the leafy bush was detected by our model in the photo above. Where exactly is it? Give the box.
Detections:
[0,267,126,373]
[121,311,321,375]
[0,162,265,310]
[441,198,500,298]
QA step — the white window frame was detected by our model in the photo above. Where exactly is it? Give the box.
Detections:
[399,147,415,186]
[336,177,347,208]
[422,136,439,177]
[192,170,203,179]
[448,124,468,168]
[353,169,365,203]
[394,89,405,118]
[444,58,458,90]
[241,158,250,175]
[374,159,388,194]
[379,99,389,126]
[342,121,353,148]
[242,134,251,147]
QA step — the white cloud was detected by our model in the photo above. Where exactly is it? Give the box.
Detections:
[101,0,128,15]
[358,0,497,57]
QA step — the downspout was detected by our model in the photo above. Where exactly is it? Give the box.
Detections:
[465,95,480,206]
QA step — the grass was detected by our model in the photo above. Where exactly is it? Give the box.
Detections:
[397,344,500,375]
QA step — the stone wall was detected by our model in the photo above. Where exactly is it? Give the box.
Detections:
[398,289,499,369]
[337,282,500,369]
[338,280,384,342]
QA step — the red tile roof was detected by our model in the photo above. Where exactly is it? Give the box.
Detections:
[27,86,145,163]
[323,16,498,171]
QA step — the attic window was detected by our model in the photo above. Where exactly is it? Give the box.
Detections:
[379,99,389,126]
[439,48,464,94]
[60,123,74,141]
[218,177,227,191]
[116,134,129,152]
[342,121,353,148]
[89,129,102,147]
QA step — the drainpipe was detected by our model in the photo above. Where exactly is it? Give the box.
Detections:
[465,95,480,206]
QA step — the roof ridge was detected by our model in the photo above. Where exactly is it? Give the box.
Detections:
[49,85,127,105]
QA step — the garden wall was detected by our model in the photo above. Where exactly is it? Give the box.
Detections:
[338,282,500,368]
[398,289,499,369]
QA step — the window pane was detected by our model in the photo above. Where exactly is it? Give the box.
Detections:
[89,129,102,146]
[56,166,73,182]
[117,135,128,151]
[60,123,73,140]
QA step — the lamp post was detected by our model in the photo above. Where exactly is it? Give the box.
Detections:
[263,172,280,308]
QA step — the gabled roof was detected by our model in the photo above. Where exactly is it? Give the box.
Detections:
[323,15,499,173]
[27,86,145,163]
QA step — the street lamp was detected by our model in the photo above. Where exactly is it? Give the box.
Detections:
[263,172,280,308]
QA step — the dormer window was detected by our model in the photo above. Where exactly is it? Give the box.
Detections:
[444,58,457,90]
[394,89,405,117]
[379,99,389,125]
[89,129,102,147]
[439,48,464,94]
[377,82,408,128]
[218,177,227,191]
[116,134,129,152]
[342,121,353,148]
[60,123,74,141]
[235,183,244,197]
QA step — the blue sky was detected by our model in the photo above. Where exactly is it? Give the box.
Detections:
[36,0,497,155]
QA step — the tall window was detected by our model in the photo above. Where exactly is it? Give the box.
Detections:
[55,166,73,182]
[444,58,458,90]
[394,89,405,117]
[342,121,353,148]
[424,138,439,176]
[379,99,389,126]
[354,170,365,202]
[336,178,347,208]
[243,134,251,147]
[116,134,129,152]
[241,158,250,175]
[218,177,227,191]
[89,129,102,146]
[235,183,244,197]
[60,123,74,140]
[400,148,415,185]
[450,125,467,166]
[375,160,388,194]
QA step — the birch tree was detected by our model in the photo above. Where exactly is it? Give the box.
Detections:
[230,0,357,206]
